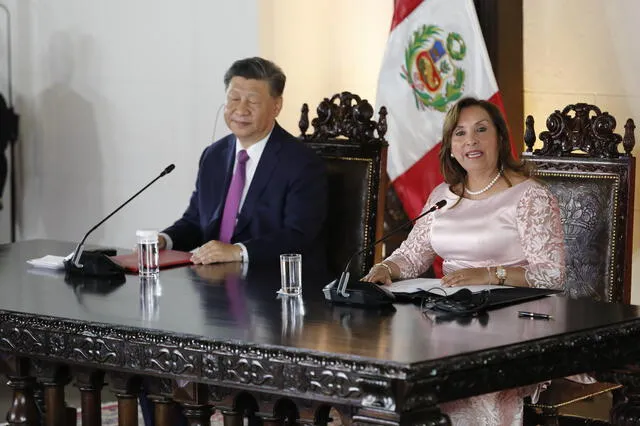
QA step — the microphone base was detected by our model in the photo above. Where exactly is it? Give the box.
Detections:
[64,248,126,279]
[323,279,395,308]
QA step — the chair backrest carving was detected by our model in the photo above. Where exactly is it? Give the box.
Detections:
[524,103,635,303]
[299,92,388,278]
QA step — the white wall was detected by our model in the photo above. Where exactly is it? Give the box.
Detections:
[3,0,258,249]
[259,0,393,133]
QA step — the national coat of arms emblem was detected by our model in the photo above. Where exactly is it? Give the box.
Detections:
[400,25,466,112]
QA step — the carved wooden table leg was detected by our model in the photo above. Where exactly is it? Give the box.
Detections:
[6,376,40,426]
[221,409,243,426]
[182,404,213,426]
[75,369,105,426]
[173,381,214,426]
[108,373,142,426]
[5,357,40,426]
[259,414,282,426]
[117,396,139,426]
[33,361,71,426]
[150,396,174,426]
[43,374,70,426]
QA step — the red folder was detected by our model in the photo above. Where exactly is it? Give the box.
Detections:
[110,250,193,273]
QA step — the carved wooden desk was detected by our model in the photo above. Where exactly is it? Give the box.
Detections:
[2,240,640,426]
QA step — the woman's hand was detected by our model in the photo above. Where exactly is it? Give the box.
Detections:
[361,262,396,286]
[441,267,492,287]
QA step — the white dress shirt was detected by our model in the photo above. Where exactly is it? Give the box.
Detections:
[161,128,273,265]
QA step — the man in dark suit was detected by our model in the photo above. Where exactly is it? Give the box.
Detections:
[140,57,328,426]
[159,57,327,271]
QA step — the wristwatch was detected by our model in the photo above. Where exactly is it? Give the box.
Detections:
[496,265,507,286]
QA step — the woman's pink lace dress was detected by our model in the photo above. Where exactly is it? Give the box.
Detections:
[386,179,566,426]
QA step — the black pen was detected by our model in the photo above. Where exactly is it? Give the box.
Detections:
[518,311,553,320]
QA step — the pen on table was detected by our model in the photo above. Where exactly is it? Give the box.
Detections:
[518,311,553,320]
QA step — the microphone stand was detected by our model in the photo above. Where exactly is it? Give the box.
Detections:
[70,164,175,268]
[325,199,447,307]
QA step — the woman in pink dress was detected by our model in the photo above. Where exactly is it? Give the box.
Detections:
[362,97,566,425]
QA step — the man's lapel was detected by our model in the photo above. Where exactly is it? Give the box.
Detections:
[233,126,283,237]
[209,137,236,226]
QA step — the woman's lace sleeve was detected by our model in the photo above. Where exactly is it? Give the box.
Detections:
[385,198,438,279]
[516,184,566,289]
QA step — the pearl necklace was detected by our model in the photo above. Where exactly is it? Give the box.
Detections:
[465,171,501,195]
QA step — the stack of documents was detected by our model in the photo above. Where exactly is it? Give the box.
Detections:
[388,278,510,295]
[26,254,71,270]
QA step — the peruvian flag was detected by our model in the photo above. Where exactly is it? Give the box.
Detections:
[377,0,505,218]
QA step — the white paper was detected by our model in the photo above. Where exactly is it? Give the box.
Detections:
[26,255,67,270]
[387,277,510,295]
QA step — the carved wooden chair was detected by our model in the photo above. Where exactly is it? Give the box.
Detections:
[521,103,636,425]
[298,92,388,279]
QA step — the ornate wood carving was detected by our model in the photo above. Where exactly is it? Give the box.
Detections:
[283,364,308,393]
[70,335,121,365]
[624,119,636,155]
[307,370,360,399]
[3,310,640,413]
[299,91,387,144]
[1,326,45,353]
[357,377,395,410]
[524,103,636,158]
[143,346,198,376]
[223,357,283,388]
[523,105,637,422]
[523,103,635,304]
[298,91,389,275]
[405,320,640,407]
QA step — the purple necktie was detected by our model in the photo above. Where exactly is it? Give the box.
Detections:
[219,149,249,243]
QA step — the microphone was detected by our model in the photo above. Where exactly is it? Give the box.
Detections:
[65,164,176,276]
[323,199,447,307]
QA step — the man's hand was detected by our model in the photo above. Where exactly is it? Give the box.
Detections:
[158,235,167,250]
[191,240,242,264]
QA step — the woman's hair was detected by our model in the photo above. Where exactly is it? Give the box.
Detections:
[439,97,529,190]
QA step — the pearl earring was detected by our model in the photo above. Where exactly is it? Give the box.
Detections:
[450,153,454,158]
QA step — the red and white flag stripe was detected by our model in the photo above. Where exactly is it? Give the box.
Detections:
[377,0,506,218]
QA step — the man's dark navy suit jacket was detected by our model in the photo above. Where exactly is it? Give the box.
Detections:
[163,123,328,272]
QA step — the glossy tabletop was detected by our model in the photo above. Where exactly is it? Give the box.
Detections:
[2,239,640,368]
